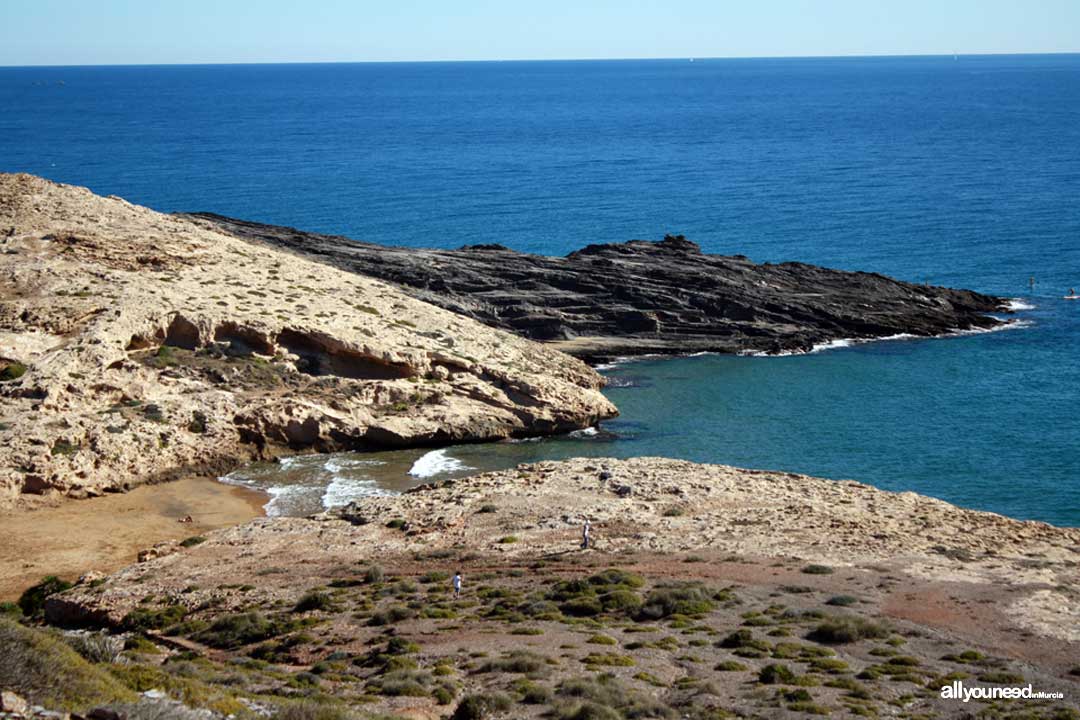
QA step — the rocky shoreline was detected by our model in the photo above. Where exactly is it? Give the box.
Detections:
[187,214,1012,361]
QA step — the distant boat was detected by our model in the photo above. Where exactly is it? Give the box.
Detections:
[689,58,695,63]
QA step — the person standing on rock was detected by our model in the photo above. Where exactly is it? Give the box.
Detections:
[452,571,462,598]
[582,520,591,549]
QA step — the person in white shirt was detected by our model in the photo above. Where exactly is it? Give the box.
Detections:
[452,571,462,597]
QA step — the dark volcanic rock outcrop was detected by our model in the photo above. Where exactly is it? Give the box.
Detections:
[185,214,1011,361]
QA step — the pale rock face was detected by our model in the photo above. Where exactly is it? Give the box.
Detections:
[0,174,616,507]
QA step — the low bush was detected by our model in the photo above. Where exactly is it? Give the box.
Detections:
[294,591,334,613]
[451,692,512,720]
[637,583,715,620]
[555,676,676,720]
[801,564,834,575]
[0,617,134,711]
[759,663,797,684]
[65,633,124,664]
[824,595,858,607]
[192,611,295,649]
[270,700,356,720]
[714,660,748,671]
[123,604,187,632]
[512,678,553,704]
[807,616,890,645]
[478,650,550,675]
[18,575,73,617]
[0,362,27,381]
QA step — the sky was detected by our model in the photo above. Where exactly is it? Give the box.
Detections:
[1,0,1078,66]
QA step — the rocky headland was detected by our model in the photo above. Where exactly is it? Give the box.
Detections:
[0,174,614,507]
[187,214,1012,361]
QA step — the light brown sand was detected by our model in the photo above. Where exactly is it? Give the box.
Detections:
[0,477,265,601]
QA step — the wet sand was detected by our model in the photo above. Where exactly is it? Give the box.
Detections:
[0,477,265,601]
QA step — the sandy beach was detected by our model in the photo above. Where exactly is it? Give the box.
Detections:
[0,477,265,601]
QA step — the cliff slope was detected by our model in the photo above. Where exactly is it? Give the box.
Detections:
[0,175,615,507]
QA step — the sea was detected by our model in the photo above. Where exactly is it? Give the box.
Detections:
[2,55,1077,525]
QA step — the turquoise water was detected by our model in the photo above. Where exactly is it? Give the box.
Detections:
[2,56,1078,524]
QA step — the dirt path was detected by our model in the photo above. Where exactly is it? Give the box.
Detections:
[0,477,265,600]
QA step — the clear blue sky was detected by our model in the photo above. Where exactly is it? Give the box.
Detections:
[2,0,1077,66]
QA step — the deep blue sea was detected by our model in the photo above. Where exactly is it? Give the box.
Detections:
[2,56,1078,525]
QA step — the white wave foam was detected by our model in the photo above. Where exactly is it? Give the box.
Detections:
[262,484,319,517]
[567,426,599,438]
[1006,299,1036,311]
[321,477,391,509]
[737,322,1027,358]
[324,455,385,474]
[408,448,473,478]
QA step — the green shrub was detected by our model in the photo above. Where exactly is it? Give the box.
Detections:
[420,570,450,583]
[715,660,748,671]
[372,669,431,697]
[560,597,603,617]
[759,663,797,684]
[0,362,27,381]
[807,616,890,645]
[599,589,642,614]
[801,564,834,575]
[498,535,518,544]
[478,650,550,675]
[65,633,123,664]
[587,634,617,646]
[718,629,769,651]
[637,583,715,620]
[364,565,384,583]
[788,701,830,715]
[824,595,857,607]
[192,611,294,648]
[977,671,1025,684]
[0,617,134,711]
[294,591,333,613]
[18,575,73,617]
[555,676,676,719]
[512,678,553,704]
[368,604,414,626]
[179,536,206,548]
[451,692,513,720]
[122,604,187,631]
[581,653,634,667]
[271,700,355,720]
[588,569,645,589]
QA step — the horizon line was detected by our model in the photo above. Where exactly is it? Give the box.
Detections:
[3,50,1079,70]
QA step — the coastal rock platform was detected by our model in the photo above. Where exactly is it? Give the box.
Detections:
[189,214,1012,361]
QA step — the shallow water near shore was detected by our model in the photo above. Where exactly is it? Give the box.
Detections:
[5,55,1080,526]
[224,301,1079,526]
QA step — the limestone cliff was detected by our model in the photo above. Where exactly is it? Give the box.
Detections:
[0,175,615,507]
